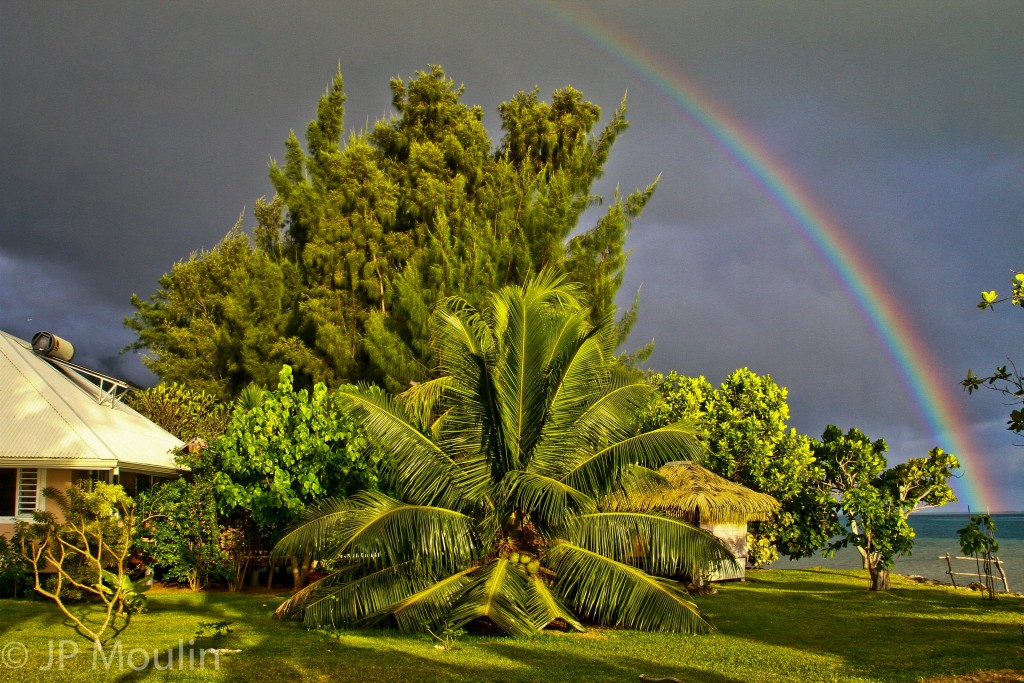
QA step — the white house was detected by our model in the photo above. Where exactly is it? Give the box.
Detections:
[0,330,182,536]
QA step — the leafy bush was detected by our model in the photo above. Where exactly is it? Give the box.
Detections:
[210,366,382,588]
[136,478,230,591]
[745,531,779,568]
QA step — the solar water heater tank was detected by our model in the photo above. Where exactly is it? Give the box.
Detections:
[31,331,75,361]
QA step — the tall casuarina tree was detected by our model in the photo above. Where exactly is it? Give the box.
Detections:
[127,66,655,398]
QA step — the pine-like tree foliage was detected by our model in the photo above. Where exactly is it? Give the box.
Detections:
[272,273,731,635]
[125,200,299,400]
[127,66,656,397]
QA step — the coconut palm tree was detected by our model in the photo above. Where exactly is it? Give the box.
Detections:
[273,272,732,635]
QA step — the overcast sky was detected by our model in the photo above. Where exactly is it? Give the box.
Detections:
[2,1,1021,510]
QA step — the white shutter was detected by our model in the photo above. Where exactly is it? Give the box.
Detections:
[16,468,39,517]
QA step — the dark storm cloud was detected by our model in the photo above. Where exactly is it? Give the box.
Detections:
[1,1,1021,508]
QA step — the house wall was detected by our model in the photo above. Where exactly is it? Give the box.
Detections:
[46,469,73,504]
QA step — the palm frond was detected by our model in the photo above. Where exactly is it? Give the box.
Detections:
[388,566,478,631]
[547,542,712,633]
[337,491,477,574]
[337,389,465,508]
[534,325,614,461]
[451,451,493,503]
[276,561,423,627]
[565,511,734,578]
[614,465,671,499]
[486,270,582,336]
[274,568,346,622]
[489,275,557,473]
[431,296,495,412]
[524,574,585,632]
[542,307,597,383]
[271,497,353,561]
[573,382,660,445]
[432,295,489,360]
[430,297,505,476]
[447,558,538,637]
[532,383,655,482]
[500,470,596,527]
[399,376,454,429]
[561,424,704,499]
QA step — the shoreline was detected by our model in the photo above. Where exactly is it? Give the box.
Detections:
[759,566,1023,596]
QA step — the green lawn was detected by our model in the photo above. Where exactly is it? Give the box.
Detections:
[0,569,1020,682]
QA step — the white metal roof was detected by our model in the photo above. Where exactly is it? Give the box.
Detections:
[0,330,182,474]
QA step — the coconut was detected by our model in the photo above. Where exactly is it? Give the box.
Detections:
[527,560,540,575]
[509,552,520,564]
[519,553,532,564]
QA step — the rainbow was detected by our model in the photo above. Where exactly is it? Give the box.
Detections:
[540,1,999,510]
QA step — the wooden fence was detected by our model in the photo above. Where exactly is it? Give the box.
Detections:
[939,552,1010,593]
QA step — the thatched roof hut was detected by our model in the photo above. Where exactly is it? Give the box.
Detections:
[609,461,780,581]
[634,461,780,524]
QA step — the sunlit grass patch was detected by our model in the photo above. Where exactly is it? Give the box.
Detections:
[0,569,1020,682]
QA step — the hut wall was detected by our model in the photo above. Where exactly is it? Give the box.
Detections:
[700,521,747,581]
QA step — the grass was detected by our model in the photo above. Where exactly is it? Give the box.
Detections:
[0,569,1020,682]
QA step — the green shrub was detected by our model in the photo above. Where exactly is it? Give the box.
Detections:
[136,478,230,590]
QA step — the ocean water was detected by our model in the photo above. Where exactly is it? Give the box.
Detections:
[768,513,1024,590]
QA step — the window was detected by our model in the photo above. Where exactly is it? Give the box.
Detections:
[1,468,40,518]
[0,469,15,516]
[116,471,154,497]
[16,469,39,516]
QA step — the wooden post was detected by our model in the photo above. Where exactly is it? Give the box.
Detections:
[995,557,1009,593]
[943,552,957,588]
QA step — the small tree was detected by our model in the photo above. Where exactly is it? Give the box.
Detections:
[124,381,230,443]
[816,426,959,591]
[0,535,32,598]
[128,67,655,397]
[17,483,151,651]
[273,273,731,635]
[958,513,1000,599]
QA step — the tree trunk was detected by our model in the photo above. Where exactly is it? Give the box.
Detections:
[868,565,890,591]
[290,552,312,590]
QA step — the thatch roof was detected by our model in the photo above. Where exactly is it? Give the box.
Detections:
[612,461,780,524]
